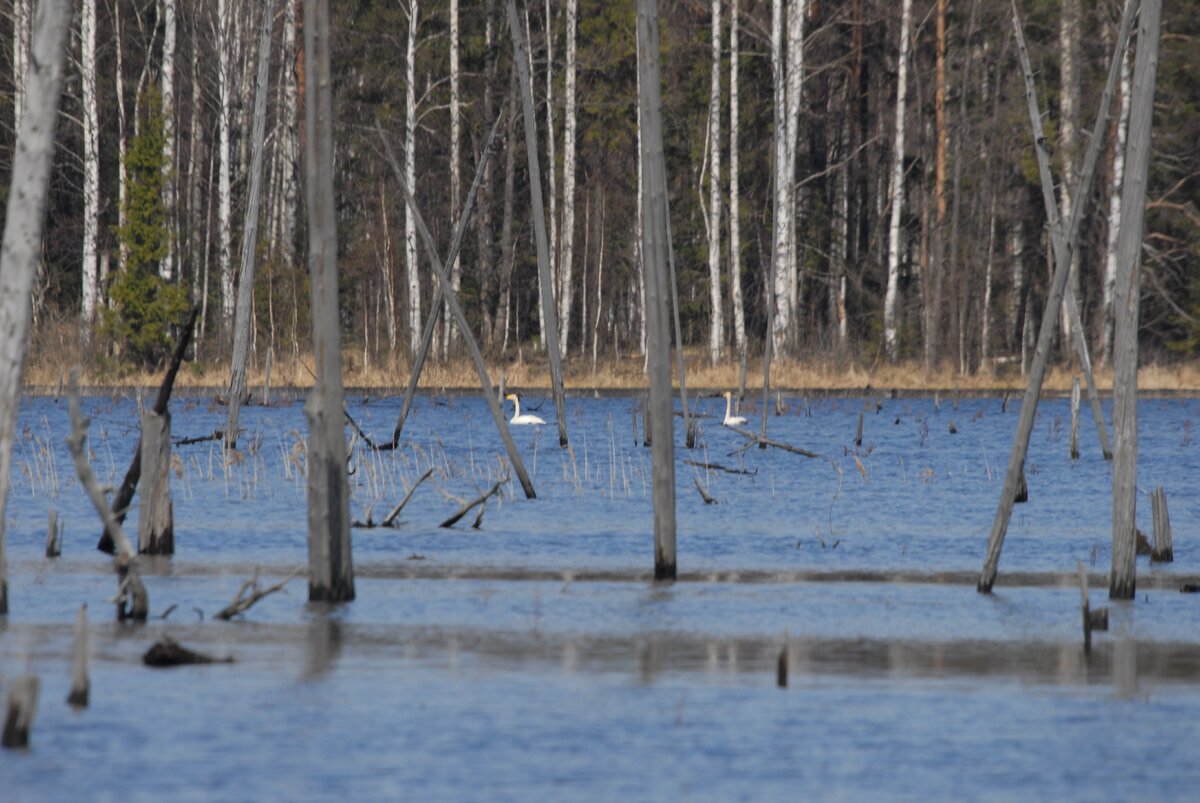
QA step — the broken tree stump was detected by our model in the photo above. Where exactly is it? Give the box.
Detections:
[855,412,864,447]
[67,603,89,708]
[2,675,38,748]
[137,410,174,555]
[1151,486,1173,563]
[1078,562,1109,655]
[45,508,61,558]
[1069,377,1081,460]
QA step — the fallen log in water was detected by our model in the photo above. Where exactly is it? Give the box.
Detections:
[683,459,756,476]
[728,426,821,459]
[440,476,506,529]
[174,429,225,447]
[2,675,38,749]
[693,477,717,505]
[143,635,234,667]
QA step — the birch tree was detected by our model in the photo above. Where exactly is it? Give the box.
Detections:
[80,0,100,330]
[729,0,745,357]
[218,0,235,332]
[0,0,71,615]
[1058,0,1081,350]
[444,0,460,358]
[160,0,177,281]
[707,0,723,365]
[770,0,789,355]
[783,0,804,349]
[1102,45,1132,366]
[558,0,578,355]
[884,0,912,362]
[404,0,421,354]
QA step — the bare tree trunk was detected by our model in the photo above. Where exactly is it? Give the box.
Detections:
[218,0,235,335]
[279,0,300,270]
[228,0,279,449]
[0,0,71,615]
[706,0,723,366]
[115,0,129,275]
[783,0,804,352]
[729,0,745,358]
[1111,0,1160,600]
[445,0,461,359]
[493,64,518,349]
[161,0,178,281]
[507,0,569,447]
[770,0,790,357]
[884,0,911,362]
[636,0,676,581]
[559,0,577,355]
[926,0,947,370]
[137,411,174,555]
[404,0,421,355]
[1102,44,1131,367]
[303,0,354,602]
[12,0,28,132]
[635,42,647,357]
[80,0,100,333]
[1057,0,1081,352]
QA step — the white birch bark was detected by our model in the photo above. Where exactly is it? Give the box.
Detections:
[445,0,460,358]
[218,0,235,331]
[0,0,71,615]
[707,0,723,365]
[635,36,647,356]
[784,0,804,344]
[115,0,128,274]
[729,0,744,357]
[187,6,203,302]
[80,0,100,330]
[1102,45,1131,366]
[883,0,911,362]
[12,0,28,132]
[559,0,577,354]
[770,0,790,355]
[404,0,421,354]
[160,0,177,281]
[1058,0,1080,348]
[544,0,557,341]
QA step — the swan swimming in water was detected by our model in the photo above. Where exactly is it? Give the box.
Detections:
[722,391,747,427]
[505,393,546,425]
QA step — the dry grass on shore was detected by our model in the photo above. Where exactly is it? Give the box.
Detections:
[21,335,1200,395]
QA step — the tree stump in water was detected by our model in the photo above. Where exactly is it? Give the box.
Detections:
[1151,486,1173,563]
[137,410,174,555]
[44,508,61,557]
[67,603,89,708]
[2,675,38,749]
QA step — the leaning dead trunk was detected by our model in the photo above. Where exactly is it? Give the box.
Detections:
[0,0,71,615]
[303,0,355,602]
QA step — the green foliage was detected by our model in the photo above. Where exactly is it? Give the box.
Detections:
[104,88,189,366]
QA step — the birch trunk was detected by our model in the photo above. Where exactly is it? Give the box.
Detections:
[187,7,204,314]
[707,0,723,365]
[884,0,911,362]
[558,0,577,355]
[228,0,278,449]
[729,0,745,357]
[0,0,71,615]
[1111,0,1161,600]
[783,0,804,351]
[770,0,790,356]
[279,0,300,269]
[115,0,128,275]
[80,0,100,331]
[303,0,354,602]
[1102,45,1131,366]
[218,0,235,334]
[12,0,28,132]
[1058,0,1081,350]
[404,0,421,354]
[161,0,177,281]
[635,42,647,356]
[544,0,557,353]
[636,0,676,581]
[445,0,460,358]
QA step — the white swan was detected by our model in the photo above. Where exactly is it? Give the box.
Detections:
[722,391,748,427]
[505,393,546,425]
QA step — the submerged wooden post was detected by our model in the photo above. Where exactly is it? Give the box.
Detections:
[1151,486,1173,563]
[2,676,38,748]
[303,0,354,602]
[855,412,864,448]
[637,0,676,581]
[507,0,569,449]
[1111,0,1160,600]
[978,0,1137,592]
[45,509,61,558]
[1078,562,1108,654]
[1069,377,1081,460]
[67,603,89,708]
[0,0,72,615]
[137,410,174,555]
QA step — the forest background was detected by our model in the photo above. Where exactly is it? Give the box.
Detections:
[1,0,1197,390]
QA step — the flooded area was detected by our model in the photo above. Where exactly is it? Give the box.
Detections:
[3,390,1200,800]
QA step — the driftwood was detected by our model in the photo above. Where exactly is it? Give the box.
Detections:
[98,305,198,553]
[143,634,234,667]
[174,429,225,446]
[352,468,436,529]
[683,459,756,476]
[440,477,506,529]
[66,374,148,621]
[2,675,38,749]
[729,427,821,459]
[215,568,301,621]
[67,603,89,708]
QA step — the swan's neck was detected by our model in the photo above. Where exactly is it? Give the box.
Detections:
[724,394,733,421]
[511,397,520,418]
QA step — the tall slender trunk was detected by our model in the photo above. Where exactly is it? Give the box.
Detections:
[187,6,204,314]
[559,0,577,355]
[115,0,129,275]
[884,0,911,362]
[80,0,100,332]
[926,0,947,370]
[544,0,557,353]
[404,0,421,354]
[707,0,723,365]
[1102,44,1131,366]
[729,0,744,357]
[981,192,997,366]
[494,63,518,350]
[12,0,28,132]
[1058,0,1081,352]
[635,35,647,357]
[445,0,460,359]
[279,0,300,269]
[783,0,804,351]
[218,0,235,334]
[161,0,178,281]
[770,0,789,356]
